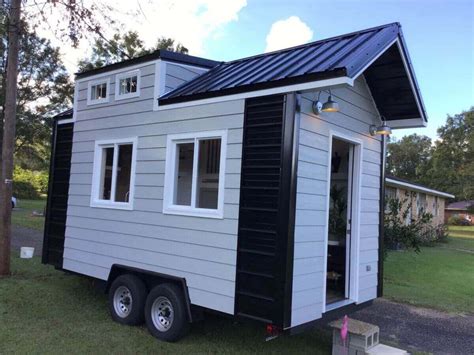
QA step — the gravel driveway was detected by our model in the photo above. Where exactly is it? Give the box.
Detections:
[351,299,474,354]
[11,226,474,354]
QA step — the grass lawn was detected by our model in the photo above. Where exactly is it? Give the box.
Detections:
[11,199,46,231]
[0,256,331,354]
[447,225,474,239]
[384,236,474,314]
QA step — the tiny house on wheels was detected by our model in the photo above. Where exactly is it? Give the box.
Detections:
[43,23,427,342]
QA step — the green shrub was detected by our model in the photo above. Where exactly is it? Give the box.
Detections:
[434,224,450,243]
[13,166,48,199]
[13,181,40,199]
[384,195,434,258]
[35,171,49,194]
[418,223,450,246]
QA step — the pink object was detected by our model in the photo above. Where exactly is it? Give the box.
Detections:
[341,315,349,341]
[340,315,349,355]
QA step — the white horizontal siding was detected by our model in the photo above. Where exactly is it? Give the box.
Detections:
[164,62,207,92]
[291,76,382,327]
[64,96,245,315]
[76,63,156,112]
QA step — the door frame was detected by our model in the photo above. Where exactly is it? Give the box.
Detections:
[322,130,363,313]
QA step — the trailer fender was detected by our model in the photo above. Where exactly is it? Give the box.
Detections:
[106,264,193,322]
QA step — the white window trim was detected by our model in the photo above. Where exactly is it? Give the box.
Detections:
[87,78,110,105]
[115,69,141,101]
[163,130,227,219]
[321,130,364,313]
[90,137,137,210]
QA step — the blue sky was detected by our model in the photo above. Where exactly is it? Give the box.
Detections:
[37,0,473,141]
[202,0,474,140]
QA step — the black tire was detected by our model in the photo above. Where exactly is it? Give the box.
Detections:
[108,274,147,325]
[145,283,190,342]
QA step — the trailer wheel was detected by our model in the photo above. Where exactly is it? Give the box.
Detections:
[145,283,189,342]
[108,274,147,325]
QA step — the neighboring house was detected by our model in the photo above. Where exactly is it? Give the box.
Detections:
[385,176,455,226]
[42,22,428,340]
[445,200,474,224]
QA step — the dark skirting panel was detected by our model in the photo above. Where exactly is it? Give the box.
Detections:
[42,121,74,268]
[234,93,298,328]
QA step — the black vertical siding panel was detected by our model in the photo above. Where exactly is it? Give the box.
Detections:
[42,121,73,268]
[235,94,297,327]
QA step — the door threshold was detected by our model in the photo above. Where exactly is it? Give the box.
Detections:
[325,299,354,312]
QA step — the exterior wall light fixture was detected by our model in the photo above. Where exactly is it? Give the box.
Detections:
[312,89,340,114]
[370,121,392,136]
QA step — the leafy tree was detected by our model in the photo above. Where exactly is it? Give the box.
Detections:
[0,21,73,171]
[429,107,474,201]
[78,31,188,72]
[386,134,433,184]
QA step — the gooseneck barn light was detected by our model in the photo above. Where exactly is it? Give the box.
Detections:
[370,121,392,136]
[312,90,340,114]
[322,92,339,112]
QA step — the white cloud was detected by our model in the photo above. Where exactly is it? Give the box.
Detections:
[265,16,313,53]
[28,0,247,74]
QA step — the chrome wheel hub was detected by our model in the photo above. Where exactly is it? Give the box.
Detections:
[113,286,133,318]
[151,296,174,332]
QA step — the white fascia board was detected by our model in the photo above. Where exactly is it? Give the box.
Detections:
[57,118,74,125]
[385,178,455,199]
[156,76,353,111]
[389,118,427,129]
[395,39,428,124]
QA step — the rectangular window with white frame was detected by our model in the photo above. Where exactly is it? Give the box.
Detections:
[91,138,137,210]
[87,78,110,105]
[115,70,140,100]
[164,130,227,219]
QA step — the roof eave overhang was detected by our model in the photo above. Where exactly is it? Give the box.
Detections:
[385,178,455,199]
[158,69,350,108]
[158,24,428,127]
[351,36,428,129]
[75,50,219,80]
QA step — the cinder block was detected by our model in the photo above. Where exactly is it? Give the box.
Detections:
[330,318,380,355]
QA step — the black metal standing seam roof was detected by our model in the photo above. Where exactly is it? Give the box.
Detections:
[159,23,401,104]
[75,50,219,79]
[158,22,427,123]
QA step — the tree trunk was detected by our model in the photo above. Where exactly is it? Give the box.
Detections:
[0,0,21,276]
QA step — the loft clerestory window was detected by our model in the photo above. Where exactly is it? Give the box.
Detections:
[87,79,110,105]
[115,70,140,100]
[163,131,227,219]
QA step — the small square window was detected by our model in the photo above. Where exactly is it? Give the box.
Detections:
[119,75,138,95]
[87,79,110,105]
[115,70,140,100]
[164,131,227,218]
[91,138,137,209]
